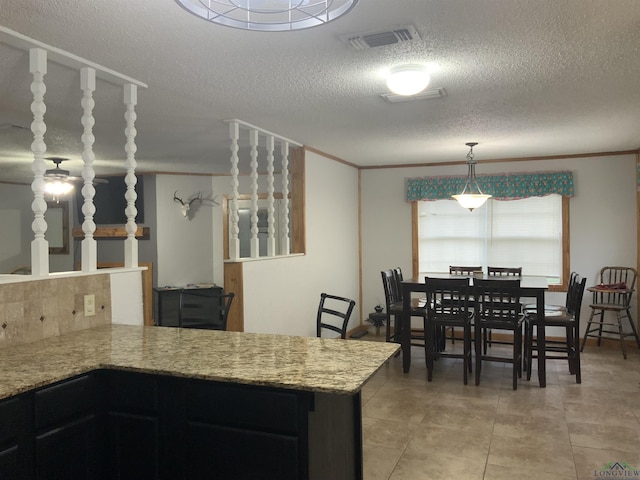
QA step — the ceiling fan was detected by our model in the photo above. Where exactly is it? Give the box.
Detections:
[43,157,108,201]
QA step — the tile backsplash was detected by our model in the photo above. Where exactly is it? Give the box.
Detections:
[0,274,111,348]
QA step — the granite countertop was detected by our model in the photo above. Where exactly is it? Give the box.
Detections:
[0,325,399,400]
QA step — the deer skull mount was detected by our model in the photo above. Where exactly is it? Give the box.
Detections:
[173,191,202,219]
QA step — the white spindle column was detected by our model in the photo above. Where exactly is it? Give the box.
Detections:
[123,84,139,268]
[229,122,240,260]
[265,135,276,257]
[249,129,259,258]
[280,141,290,255]
[29,48,49,276]
[80,67,97,272]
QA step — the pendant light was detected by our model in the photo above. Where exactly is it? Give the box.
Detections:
[452,142,491,211]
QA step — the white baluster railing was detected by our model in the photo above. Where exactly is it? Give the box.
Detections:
[266,135,276,257]
[123,83,139,268]
[29,48,49,277]
[80,67,97,272]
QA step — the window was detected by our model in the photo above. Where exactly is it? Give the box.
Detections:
[414,194,569,289]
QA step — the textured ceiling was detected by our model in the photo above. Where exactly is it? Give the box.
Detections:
[0,0,639,181]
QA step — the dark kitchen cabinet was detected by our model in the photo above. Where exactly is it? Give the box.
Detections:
[3,369,363,480]
[0,394,32,479]
[33,373,105,480]
[106,371,160,480]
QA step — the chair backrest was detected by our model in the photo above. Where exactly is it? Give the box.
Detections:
[488,266,522,277]
[424,277,471,319]
[316,293,356,339]
[594,266,637,307]
[178,291,235,330]
[450,266,482,276]
[381,269,399,308]
[474,278,522,323]
[566,273,587,320]
[392,267,404,301]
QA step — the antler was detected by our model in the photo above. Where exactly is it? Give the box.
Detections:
[173,191,185,205]
[188,192,202,207]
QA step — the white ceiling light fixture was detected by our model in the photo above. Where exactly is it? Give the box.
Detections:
[386,64,430,96]
[452,142,492,211]
[174,0,359,32]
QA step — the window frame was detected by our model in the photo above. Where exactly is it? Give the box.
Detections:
[411,196,570,292]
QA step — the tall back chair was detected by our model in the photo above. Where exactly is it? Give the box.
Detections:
[447,266,482,344]
[381,269,427,346]
[484,266,522,351]
[178,291,235,331]
[316,293,356,339]
[450,266,483,276]
[488,266,522,277]
[392,267,404,301]
[524,272,586,383]
[580,266,640,359]
[424,277,473,384]
[474,278,524,390]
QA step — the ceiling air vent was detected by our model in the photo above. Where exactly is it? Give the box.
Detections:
[341,25,421,50]
[380,88,447,103]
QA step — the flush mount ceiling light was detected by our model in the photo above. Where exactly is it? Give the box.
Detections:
[386,64,430,96]
[452,142,492,211]
[175,0,359,32]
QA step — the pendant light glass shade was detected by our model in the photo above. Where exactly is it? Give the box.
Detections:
[386,64,430,96]
[452,142,491,211]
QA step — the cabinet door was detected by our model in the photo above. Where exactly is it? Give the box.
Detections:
[34,374,104,480]
[0,395,32,480]
[35,414,101,480]
[184,423,300,480]
[106,371,160,480]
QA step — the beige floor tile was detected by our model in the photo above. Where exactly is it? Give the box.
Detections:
[484,463,576,480]
[488,435,575,477]
[360,342,640,480]
[568,422,640,453]
[405,423,492,463]
[363,444,403,480]
[492,412,571,445]
[362,416,418,450]
[572,446,640,479]
[389,451,486,480]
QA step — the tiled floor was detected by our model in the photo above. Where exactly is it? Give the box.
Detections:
[360,337,640,480]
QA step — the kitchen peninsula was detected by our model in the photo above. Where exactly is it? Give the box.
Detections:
[0,324,398,480]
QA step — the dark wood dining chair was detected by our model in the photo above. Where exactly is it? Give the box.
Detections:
[474,278,524,390]
[316,293,356,339]
[178,290,235,330]
[381,269,427,346]
[580,266,640,359]
[485,266,523,352]
[424,277,473,384]
[447,266,482,345]
[524,272,586,383]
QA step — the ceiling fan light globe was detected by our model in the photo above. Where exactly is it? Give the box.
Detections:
[44,180,74,196]
[386,65,430,96]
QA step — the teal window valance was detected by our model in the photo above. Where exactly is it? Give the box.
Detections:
[407,170,574,202]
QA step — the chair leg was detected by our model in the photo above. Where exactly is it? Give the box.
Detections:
[525,322,533,381]
[425,322,435,381]
[617,311,628,360]
[597,311,604,346]
[475,327,482,386]
[566,325,576,375]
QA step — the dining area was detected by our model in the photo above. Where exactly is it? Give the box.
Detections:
[380,266,586,391]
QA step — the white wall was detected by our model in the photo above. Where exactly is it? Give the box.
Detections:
[155,175,216,287]
[242,151,360,336]
[110,270,144,325]
[360,154,638,336]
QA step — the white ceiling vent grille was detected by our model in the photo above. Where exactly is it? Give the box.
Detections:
[341,25,421,50]
[380,88,447,103]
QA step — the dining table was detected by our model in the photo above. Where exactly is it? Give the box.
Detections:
[401,273,550,387]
